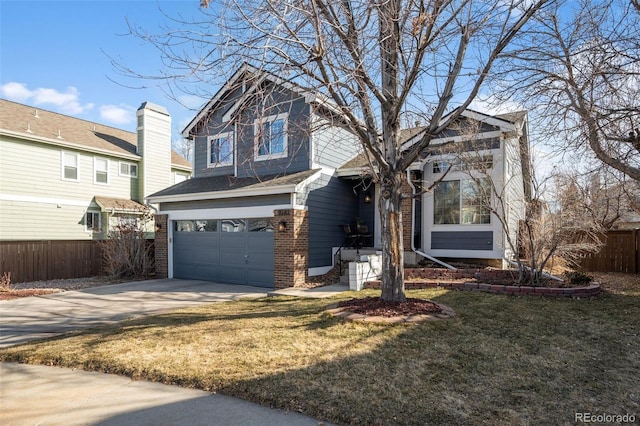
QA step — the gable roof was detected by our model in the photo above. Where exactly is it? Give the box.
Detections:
[0,98,191,170]
[147,169,320,203]
[181,63,343,138]
[337,109,527,176]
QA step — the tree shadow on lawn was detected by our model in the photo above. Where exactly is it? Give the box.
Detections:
[2,289,638,425]
[219,290,640,425]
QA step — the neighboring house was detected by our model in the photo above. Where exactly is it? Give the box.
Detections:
[0,99,192,242]
[148,63,530,289]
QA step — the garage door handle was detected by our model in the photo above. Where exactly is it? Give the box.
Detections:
[244,254,248,264]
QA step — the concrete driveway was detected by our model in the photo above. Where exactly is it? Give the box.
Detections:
[0,278,271,348]
[0,279,339,425]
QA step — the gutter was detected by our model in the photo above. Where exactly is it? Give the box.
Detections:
[406,169,457,270]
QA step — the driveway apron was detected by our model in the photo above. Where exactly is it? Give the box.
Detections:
[0,279,270,348]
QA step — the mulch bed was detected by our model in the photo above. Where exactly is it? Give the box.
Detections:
[336,296,443,317]
[0,289,61,301]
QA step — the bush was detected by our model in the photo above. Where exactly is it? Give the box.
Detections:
[563,270,593,285]
[100,215,154,279]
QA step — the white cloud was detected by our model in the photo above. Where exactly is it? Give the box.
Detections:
[100,104,135,125]
[0,82,32,101]
[0,82,94,115]
[469,95,524,115]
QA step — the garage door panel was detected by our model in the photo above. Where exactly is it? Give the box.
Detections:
[173,218,274,287]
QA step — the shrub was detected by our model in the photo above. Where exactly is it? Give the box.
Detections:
[0,272,10,292]
[563,270,593,286]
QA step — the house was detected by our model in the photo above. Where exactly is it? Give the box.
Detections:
[0,99,191,279]
[148,64,530,289]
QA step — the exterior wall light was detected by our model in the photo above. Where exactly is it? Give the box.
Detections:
[364,191,372,203]
[278,220,287,232]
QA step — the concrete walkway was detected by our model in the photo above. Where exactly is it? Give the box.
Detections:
[0,278,344,425]
[1,362,330,425]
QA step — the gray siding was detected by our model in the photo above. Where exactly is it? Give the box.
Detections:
[191,82,311,179]
[311,115,360,169]
[431,231,493,251]
[306,175,359,267]
[160,193,290,211]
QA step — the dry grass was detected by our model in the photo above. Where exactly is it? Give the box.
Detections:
[1,274,638,425]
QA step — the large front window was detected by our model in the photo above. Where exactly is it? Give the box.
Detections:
[254,113,287,160]
[434,178,491,225]
[208,132,234,166]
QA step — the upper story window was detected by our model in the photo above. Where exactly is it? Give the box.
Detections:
[432,155,493,174]
[208,132,234,167]
[434,178,491,225]
[254,113,288,161]
[94,157,109,185]
[61,151,79,181]
[119,162,138,178]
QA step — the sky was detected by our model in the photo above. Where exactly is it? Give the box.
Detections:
[0,0,207,138]
[1,0,556,175]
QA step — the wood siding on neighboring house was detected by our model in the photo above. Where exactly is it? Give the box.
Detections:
[0,137,138,240]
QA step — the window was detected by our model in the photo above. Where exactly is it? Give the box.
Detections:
[208,132,234,166]
[85,211,102,232]
[221,219,246,232]
[433,160,451,174]
[432,155,493,174]
[195,220,217,232]
[174,220,195,232]
[254,113,287,160]
[119,162,138,178]
[61,151,78,181]
[94,157,109,184]
[248,218,275,232]
[434,178,491,225]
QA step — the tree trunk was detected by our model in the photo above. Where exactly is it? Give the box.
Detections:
[379,172,406,302]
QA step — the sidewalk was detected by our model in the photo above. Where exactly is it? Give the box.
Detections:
[1,362,331,426]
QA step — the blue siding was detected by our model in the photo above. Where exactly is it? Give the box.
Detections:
[306,175,359,268]
[191,82,311,180]
[431,231,493,250]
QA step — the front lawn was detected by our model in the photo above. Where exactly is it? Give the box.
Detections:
[1,275,638,425]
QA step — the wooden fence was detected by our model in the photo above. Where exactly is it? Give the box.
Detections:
[0,240,103,283]
[580,230,640,274]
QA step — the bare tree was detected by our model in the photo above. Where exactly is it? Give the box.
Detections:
[494,0,640,181]
[555,168,640,230]
[451,142,604,286]
[124,0,548,301]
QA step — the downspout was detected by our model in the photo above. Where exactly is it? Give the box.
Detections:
[406,169,457,270]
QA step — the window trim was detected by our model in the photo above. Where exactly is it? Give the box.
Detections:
[254,113,288,161]
[433,178,491,225]
[61,151,79,182]
[207,131,234,167]
[93,157,110,185]
[119,161,138,178]
[85,211,102,233]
